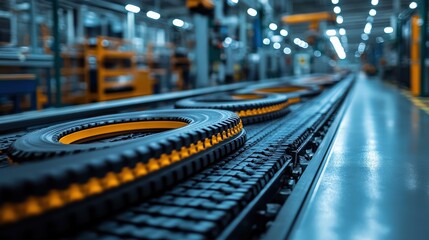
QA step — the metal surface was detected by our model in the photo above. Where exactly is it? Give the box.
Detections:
[420,0,428,96]
[0,54,53,67]
[0,81,252,132]
[30,0,38,53]
[53,0,62,107]
[289,74,429,239]
[194,13,210,87]
[0,73,354,239]
[263,73,355,240]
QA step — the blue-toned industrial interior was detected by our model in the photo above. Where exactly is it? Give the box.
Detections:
[0,0,428,239]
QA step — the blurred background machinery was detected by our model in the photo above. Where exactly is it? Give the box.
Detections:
[0,0,427,114]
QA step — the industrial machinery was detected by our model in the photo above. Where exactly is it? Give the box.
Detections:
[0,72,354,239]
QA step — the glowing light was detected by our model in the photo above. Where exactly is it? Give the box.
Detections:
[369,9,376,16]
[364,22,372,34]
[358,42,366,53]
[330,36,346,59]
[371,0,378,6]
[273,42,281,49]
[336,16,343,24]
[283,47,291,54]
[409,2,417,9]
[332,0,339,4]
[146,10,161,20]
[247,8,257,17]
[384,27,394,34]
[263,38,270,45]
[271,35,282,42]
[334,6,341,14]
[125,4,140,13]
[224,37,232,45]
[172,19,184,27]
[269,23,278,31]
[326,29,337,36]
[339,28,346,35]
[294,38,301,45]
[280,29,288,36]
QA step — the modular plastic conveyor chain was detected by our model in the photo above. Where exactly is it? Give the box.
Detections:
[66,78,353,240]
[0,73,354,240]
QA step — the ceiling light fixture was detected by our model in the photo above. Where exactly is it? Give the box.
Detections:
[330,36,346,59]
[364,22,372,34]
[369,9,376,16]
[146,10,161,20]
[358,42,366,53]
[271,35,282,42]
[334,6,341,14]
[326,29,337,36]
[283,47,291,54]
[125,4,140,13]
[247,8,257,17]
[336,16,343,24]
[371,0,379,6]
[263,38,270,45]
[280,29,288,36]
[409,2,417,9]
[339,28,346,35]
[273,42,281,49]
[172,19,184,27]
[269,23,278,31]
[384,26,394,34]
[294,38,301,45]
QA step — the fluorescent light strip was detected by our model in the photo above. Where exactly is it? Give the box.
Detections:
[326,29,337,36]
[147,10,161,20]
[125,4,140,13]
[172,19,184,27]
[247,8,257,16]
[364,22,372,34]
[329,36,346,59]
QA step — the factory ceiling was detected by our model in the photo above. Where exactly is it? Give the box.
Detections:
[105,0,413,58]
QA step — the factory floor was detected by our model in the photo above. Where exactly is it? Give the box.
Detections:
[291,73,429,239]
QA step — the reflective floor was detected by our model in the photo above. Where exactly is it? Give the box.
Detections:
[291,73,429,240]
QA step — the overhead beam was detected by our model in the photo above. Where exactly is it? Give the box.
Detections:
[282,12,336,24]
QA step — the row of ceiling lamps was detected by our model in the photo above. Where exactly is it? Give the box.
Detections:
[355,0,381,56]
[382,2,417,34]
[125,4,189,28]
[330,0,346,59]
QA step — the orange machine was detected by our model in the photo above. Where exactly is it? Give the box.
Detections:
[84,37,152,102]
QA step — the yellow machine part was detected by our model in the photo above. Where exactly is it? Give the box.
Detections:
[187,0,214,9]
[411,15,421,96]
[282,12,336,31]
[59,121,188,144]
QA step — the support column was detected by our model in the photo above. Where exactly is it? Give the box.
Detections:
[66,9,75,45]
[77,6,85,43]
[127,12,135,40]
[30,0,38,53]
[253,17,265,80]
[391,0,401,36]
[239,12,247,59]
[194,14,209,88]
[420,0,428,96]
[52,0,62,107]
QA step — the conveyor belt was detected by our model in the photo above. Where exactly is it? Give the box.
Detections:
[68,79,352,240]
[0,73,354,239]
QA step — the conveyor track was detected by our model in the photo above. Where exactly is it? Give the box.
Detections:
[68,77,353,240]
[0,73,354,239]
